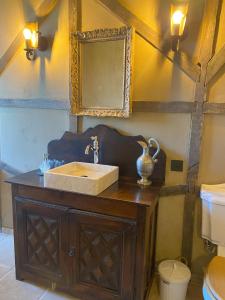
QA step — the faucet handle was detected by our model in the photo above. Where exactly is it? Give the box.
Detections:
[91,136,98,141]
[85,145,91,155]
[91,136,98,148]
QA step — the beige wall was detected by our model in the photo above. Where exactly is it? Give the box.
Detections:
[0,172,13,229]
[81,0,220,275]
[81,0,193,266]
[193,1,225,276]
[0,0,224,277]
[0,0,70,227]
[82,113,190,186]
[0,107,70,228]
[0,0,69,100]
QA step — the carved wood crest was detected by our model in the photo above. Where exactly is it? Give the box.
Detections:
[48,125,166,184]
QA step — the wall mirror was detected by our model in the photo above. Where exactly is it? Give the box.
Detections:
[71,27,133,118]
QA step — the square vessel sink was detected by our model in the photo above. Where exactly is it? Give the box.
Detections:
[44,162,119,195]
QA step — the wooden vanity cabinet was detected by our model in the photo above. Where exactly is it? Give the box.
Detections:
[69,210,136,300]
[9,171,160,300]
[14,197,69,286]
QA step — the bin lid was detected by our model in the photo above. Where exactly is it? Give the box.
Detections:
[158,260,191,284]
[206,256,225,300]
[201,184,225,205]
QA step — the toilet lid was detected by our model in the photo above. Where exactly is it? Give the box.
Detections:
[206,256,225,300]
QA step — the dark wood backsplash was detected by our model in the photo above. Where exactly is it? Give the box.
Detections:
[48,125,166,184]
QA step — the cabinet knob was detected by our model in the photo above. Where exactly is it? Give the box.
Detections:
[68,247,76,257]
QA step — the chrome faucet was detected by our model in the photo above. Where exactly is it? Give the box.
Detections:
[85,136,99,164]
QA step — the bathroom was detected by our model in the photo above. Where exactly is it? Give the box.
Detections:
[0,0,225,299]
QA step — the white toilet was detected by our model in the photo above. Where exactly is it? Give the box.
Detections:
[201,183,225,300]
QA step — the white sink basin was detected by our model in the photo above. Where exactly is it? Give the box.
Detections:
[44,162,119,195]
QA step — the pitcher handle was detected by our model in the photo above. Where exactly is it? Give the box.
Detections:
[148,138,160,162]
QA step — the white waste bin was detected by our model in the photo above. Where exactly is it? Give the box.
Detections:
[158,260,191,300]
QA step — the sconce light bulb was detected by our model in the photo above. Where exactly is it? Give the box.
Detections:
[23,28,32,40]
[172,10,184,25]
[31,31,38,48]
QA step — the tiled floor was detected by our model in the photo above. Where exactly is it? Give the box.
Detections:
[0,231,203,300]
[149,276,204,300]
[0,232,78,300]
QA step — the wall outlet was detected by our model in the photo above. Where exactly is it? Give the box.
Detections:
[171,160,183,172]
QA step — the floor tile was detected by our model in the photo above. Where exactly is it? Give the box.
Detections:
[148,275,203,300]
[0,264,12,279]
[1,227,14,235]
[0,233,204,300]
[187,282,204,300]
[0,232,9,242]
[148,278,160,300]
[0,234,15,267]
[0,269,46,300]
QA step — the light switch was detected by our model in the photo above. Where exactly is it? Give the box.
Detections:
[171,160,183,172]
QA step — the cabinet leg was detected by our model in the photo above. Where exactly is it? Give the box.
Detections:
[51,282,56,291]
[15,272,24,281]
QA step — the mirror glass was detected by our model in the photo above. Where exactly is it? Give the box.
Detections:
[71,27,133,118]
[81,40,125,109]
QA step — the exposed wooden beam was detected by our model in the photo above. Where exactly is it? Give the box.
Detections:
[97,0,200,82]
[133,101,196,113]
[0,98,69,110]
[134,100,225,115]
[0,0,58,75]
[206,44,225,85]
[35,0,57,17]
[0,32,23,75]
[186,0,221,192]
[182,0,221,266]
[77,0,82,31]
[160,185,187,197]
[203,102,225,114]
[5,98,225,115]
[171,53,200,82]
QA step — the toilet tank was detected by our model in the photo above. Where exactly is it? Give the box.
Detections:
[201,184,225,246]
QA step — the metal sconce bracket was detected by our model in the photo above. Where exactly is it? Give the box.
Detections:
[170,3,189,52]
[24,48,36,61]
[38,33,48,51]
[171,36,180,52]
[23,24,48,61]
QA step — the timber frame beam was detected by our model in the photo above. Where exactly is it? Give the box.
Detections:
[182,0,222,265]
[133,101,196,113]
[1,99,225,115]
[97,0,200,82]
[134,101,225,114]
[206,43,225,85]
[203,102,225,114]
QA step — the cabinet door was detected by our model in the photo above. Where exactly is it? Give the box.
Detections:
[69,210,136,300]
[15,196,69,285]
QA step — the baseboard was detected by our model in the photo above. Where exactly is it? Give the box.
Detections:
[1,227,14,235]
[190,273,204,285]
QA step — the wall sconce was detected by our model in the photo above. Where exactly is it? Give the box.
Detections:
[23,23,48,60]
[170,3,188,52]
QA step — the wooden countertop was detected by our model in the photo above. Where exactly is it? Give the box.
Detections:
[7,170,161,207]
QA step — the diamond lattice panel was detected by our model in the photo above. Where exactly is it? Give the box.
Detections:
[79,225,122,291]
[26,213,59,272]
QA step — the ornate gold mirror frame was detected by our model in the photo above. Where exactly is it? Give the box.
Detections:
[70,26,133,118]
